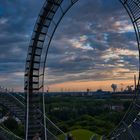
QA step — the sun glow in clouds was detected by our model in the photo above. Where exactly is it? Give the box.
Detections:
[102,48,138,62]
[69,35,94,51]
[113,20,134,33]
[0,0,139,91]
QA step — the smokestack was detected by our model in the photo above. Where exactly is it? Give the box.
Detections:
[134,74,136,92]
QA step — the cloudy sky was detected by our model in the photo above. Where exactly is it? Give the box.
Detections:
[0,0,139,92]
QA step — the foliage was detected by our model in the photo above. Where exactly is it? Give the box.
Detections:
[58,129,101,140]
[3,117,18,130]
[46,96,131,135]
[2,117,24,138]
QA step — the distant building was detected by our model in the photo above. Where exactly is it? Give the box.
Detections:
[111,105,124,112]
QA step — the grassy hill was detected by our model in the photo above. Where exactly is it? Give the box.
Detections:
[59,129,101,140]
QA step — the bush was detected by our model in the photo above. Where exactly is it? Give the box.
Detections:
[3,117,18,130]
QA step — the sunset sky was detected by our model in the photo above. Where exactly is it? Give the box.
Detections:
[0,0,139,92]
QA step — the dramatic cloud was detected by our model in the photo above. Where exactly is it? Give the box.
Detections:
[0,0,139,91]
[45,0,139,90]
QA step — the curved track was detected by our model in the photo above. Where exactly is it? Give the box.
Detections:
[24,0,140,139]
[0,92,25,123]
[0,92,24,140]
[0,92,66,140]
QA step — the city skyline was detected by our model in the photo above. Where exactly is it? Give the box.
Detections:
[47,79,136,92]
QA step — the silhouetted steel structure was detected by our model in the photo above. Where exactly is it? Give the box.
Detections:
[0,90,66,140]
[24,0,140,140]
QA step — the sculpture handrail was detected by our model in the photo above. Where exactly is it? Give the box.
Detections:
[0,91,24,108]
[24,0,140,139]
[13,92,65,134]
[40,122,61,140]
[37,109,66,136]
[107,90,140,138]
[6,92,25,107]
[0,125,23,140]
[9,92,66,137]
